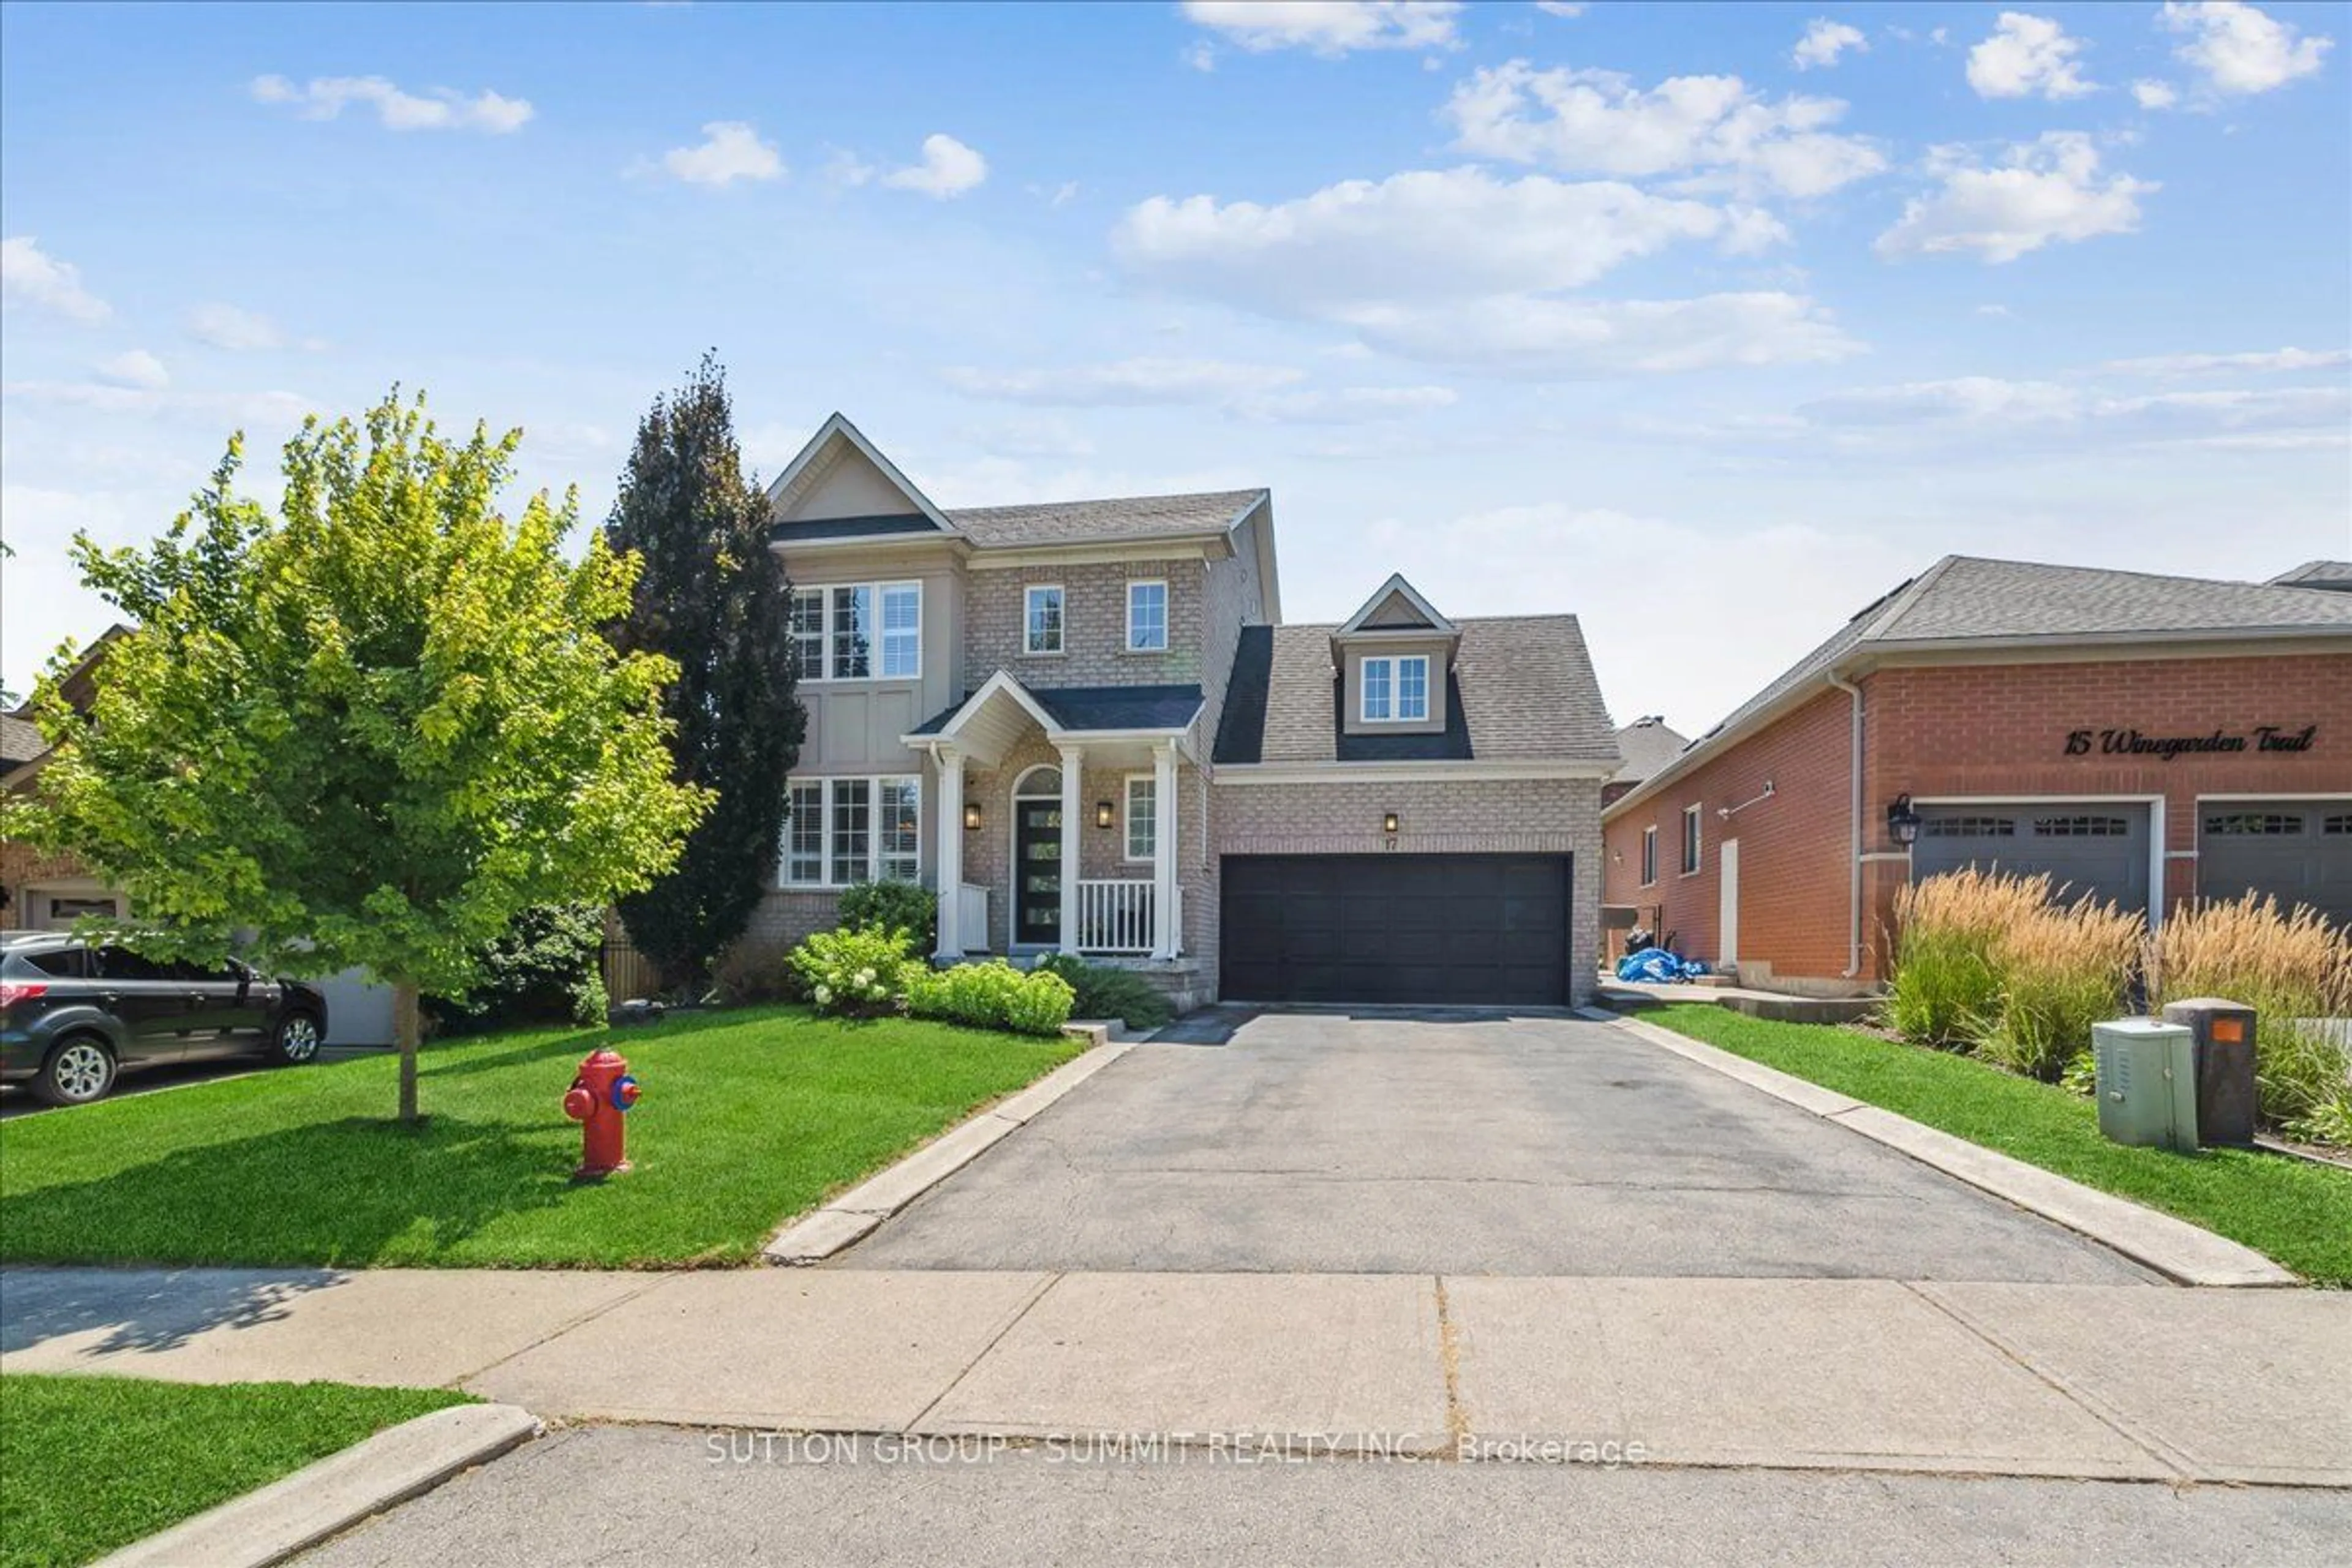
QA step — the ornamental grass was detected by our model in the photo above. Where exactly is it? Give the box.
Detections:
[2152,894,2352,1140]
[1887,868,2054,1049]
[1972,893,2145,1083]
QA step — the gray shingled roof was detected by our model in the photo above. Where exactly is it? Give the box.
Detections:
[913,683,1203,736]
[1232,615,1616,765]
[946,489,1264,548]
[1622,554,2352,814]
[0,712,45,768]
[2271,560,2352,592]
[1610,717,1691,783]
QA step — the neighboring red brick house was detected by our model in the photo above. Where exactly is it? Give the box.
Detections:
[1601,557,2352,996]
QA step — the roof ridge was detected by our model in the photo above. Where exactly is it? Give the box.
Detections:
[946,486,1266,516]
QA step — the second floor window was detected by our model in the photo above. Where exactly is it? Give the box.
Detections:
[1361,655,1430,722]
[1127,579,1167,652]
[798,581,921,681]
[1025,585,1064,654]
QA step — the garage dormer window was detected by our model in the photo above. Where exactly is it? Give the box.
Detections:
[1362,655,1429,722]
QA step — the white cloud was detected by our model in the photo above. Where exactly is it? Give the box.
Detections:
[942,358,1305,405]
[1534,2,1586,15]
[1183,41,1218,72]
[94,350,168,390]
[1234,385,1459,422]
[1116,167,1777,316]
[1,378,312,428]
[0,236,110,323]
[883,134,989,198]
[1347,292,1861,377]
[660,121,785,186]
[1793,375,2350,450]
[2160,2,2332,95]
[2132,78,2181,109]
[1180,1,1462,56]
[249,74,532,133]
[1965,13,2095,100]
[186,302,287,351]
[1875,134,2154,264]
[2101,347,2350,377]
[1792,20,1868,70]
[1442,62,1885,198]
[1975,303,2016,318]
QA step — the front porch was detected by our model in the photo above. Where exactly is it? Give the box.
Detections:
[907,669,1204,965]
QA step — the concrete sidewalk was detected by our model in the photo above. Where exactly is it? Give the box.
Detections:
[6,1265,2346,1487]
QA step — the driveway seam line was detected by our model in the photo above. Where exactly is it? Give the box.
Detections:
[1898,1280,2196,1482]
[899,1271,1065,1434]
[1432,1275,1468,1457]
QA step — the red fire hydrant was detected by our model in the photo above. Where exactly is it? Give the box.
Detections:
[563,1047,640,1180]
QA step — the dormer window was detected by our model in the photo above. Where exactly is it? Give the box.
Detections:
[1127,580,1168,652]
[1362,655,1428,723]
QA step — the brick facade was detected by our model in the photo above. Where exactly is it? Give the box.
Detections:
[964,560,1210,693]
[1602,649,2352,992]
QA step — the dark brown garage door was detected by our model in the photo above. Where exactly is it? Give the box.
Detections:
[1219,854,1571,1006]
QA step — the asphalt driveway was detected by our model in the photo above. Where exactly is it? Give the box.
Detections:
[838,1009,2153,1283]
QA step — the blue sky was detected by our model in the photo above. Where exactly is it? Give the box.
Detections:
[4,1,2347,731]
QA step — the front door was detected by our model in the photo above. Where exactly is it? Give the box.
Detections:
[1015,799,1064,946]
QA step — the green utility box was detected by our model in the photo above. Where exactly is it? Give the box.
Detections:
[2093,1018,2199,1151]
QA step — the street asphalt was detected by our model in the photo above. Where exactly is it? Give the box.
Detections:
[838,1009,2154,1281]
[295,1425,2352,1568]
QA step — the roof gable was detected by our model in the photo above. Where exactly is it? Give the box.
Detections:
[1335,573,1455,638]
[765,414,958,534]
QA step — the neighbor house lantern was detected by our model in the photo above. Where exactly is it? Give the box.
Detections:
[1886,793,1923,846]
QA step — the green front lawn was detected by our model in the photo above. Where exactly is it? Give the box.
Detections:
[0,1006,1080,1268]
[0,1374,472,1568]
[1642,1003,2352,1286]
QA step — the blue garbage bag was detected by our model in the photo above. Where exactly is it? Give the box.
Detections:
[1615,948,1712,983]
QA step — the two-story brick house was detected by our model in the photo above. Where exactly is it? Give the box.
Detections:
[752,415,1619,1009]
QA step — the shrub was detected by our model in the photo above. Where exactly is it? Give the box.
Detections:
[1973,893,2143,1082]
[424,903,608,1035]
[710,935,801,1005]
[907,960,1076,1037]
[788,924,921,1017]
[1033,954,1174,1030]
[2152,893,2352,1137]
[837,880,937,950]
[1887,869,2051,1048]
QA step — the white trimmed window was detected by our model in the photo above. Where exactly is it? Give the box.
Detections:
[796,581,921,682]
[780,775,922,888]
[1124,775,1157,862]
[789,589,826,681]
[1681,804,1702,876]
[1640,826,1657,888]
[1361,655,1430,723]
[1025,584,1064,654]
[1126,579,1168,652]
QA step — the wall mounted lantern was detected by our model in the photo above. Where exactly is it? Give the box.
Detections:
[1886,793,1923,846]
[1382,811,1401,835]
[1095,801,1115,830]
[963,802,982,832]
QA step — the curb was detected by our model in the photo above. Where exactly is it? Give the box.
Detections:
[94,1402,539,1568]
[1587,1008,2299,1288]
[763,1040,1134,1265]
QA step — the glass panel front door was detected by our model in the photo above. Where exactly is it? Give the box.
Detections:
[1016,800,1062,946]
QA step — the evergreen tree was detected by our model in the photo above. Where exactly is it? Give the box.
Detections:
[604,353,805,988]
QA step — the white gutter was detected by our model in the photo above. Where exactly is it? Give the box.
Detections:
[1826,669,1864,979]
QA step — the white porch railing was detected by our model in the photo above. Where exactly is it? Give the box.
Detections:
[957,884,989,954]
[1074,878,1155,955]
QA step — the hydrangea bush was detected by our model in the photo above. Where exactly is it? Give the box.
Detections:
[907,959,1075,1038]
[787,925,921,1017]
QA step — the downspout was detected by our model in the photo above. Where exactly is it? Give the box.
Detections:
[1826,669,1864,979]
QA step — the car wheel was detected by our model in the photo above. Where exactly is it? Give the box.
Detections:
[34,1037,117,1106]
[269,1012,323,1066]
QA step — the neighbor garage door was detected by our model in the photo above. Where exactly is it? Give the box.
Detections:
[1910,804,2150,914]
[2198,801,2352,929]
[1219,854,1570,1006]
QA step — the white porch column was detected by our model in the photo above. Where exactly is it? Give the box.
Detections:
[1151,739,1179,960]
[932,744,963,962]
[1057,744,1084,954]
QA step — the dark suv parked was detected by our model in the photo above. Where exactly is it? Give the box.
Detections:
[0,933,329,1106]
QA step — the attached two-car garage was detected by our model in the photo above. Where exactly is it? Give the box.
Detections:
[1219,854,1573,1007]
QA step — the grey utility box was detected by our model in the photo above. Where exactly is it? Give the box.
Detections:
[2160,998,2259,1147]
[2093,1019,2199,1151]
